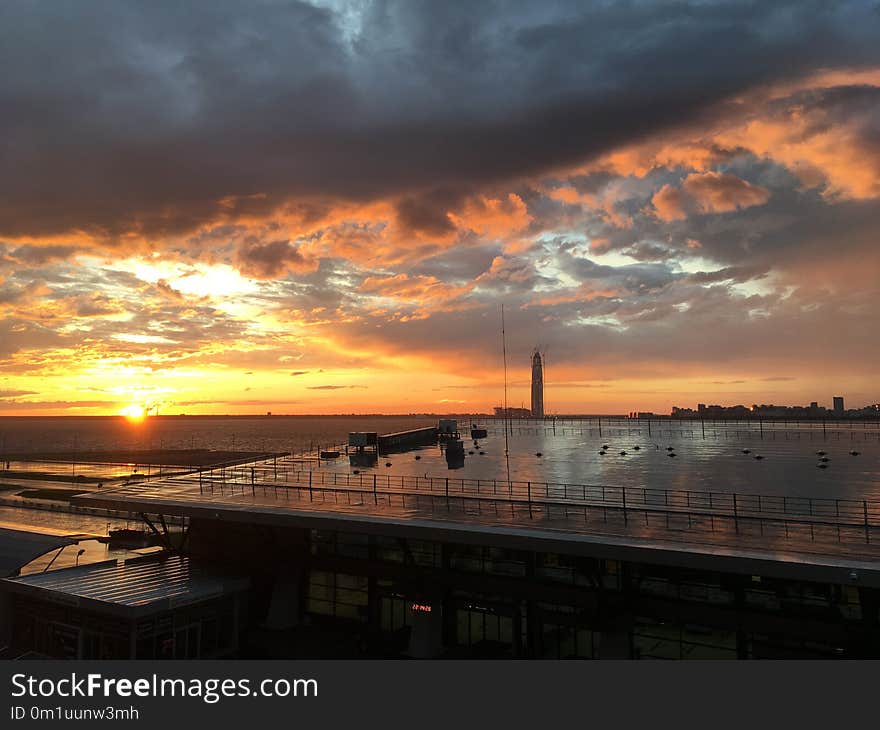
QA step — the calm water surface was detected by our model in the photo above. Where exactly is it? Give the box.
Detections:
[0,415,435,455]
[1,416,879,500]
[315,420,880,501]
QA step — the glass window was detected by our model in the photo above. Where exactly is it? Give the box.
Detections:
[305,571,369,623]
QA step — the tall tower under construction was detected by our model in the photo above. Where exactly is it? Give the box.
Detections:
[531,350,544,418]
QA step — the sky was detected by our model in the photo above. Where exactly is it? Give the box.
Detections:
[1,0,879,416]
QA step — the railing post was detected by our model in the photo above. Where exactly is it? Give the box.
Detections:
[250,467,255,495]
[309,470,313,502]
[527,481,532,518]
[373,474,378,505]
[733,493,739,534]
[445,477,449,511]
[865,500,870,543]
[622,487,627,526]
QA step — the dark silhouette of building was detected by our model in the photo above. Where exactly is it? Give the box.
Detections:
[833,396,845,417]
[494,406,530,418]
[531,350,544,418]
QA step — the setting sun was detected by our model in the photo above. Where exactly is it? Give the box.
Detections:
[119,404,146,421]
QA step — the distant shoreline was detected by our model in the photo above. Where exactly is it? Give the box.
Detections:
[0,413,877,421]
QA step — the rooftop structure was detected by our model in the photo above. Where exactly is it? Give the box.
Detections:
[2,554,247,618]
[0,528,73,578]
[1,554,248,659]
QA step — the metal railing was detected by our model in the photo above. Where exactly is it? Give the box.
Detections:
[190,463,880,549]
[479,419,880,444]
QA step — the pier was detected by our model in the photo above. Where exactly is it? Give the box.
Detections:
[377,427,438,453]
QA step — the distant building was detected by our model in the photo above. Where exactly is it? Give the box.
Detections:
[697,404,707,415]
[494,406,531,418]
[530,350,544,419]
[833,396,845,417]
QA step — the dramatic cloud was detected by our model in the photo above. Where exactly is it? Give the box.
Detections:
[2,1,880,241]
[1,2,880,414]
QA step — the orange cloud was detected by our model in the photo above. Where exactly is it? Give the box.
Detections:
[714,109,880,200]
[527,284,620,307]
[601,141,729,178]
[361,273,472,301]
[543,67,880,212]
[448,194,532,239]
[683,171,771,213]
[651,184,689,222]
[548,187,595,206]
[652,172,771,221]
[546,182,634,228]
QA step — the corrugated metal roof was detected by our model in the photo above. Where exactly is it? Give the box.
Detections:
[0,527,73,578]
[2,555,248,616]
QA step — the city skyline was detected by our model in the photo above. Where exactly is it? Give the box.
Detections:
[1,2,879,416]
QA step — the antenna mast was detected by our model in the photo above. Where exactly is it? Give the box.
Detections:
[501,304,512,491]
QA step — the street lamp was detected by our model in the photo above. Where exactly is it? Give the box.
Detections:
[75,548,85,566]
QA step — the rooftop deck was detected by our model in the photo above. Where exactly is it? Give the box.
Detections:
[70,455,880,587]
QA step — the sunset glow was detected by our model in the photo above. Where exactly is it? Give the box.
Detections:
[119,405,146,421]
[1,2,878,416]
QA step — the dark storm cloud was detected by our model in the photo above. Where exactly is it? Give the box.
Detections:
[410,244,500,282]
[2,1,880,238]
[0,244,80,265]
[621,243,674,262]
[395,189,467,236]
[234,238,317,279]
[686,264,769,284]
